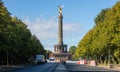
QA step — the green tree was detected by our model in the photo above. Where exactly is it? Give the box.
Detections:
[69,46,77,60]
[94,8,109,24]
[69,46,77,55]
[0,1,45,65]
[74,1,120,64]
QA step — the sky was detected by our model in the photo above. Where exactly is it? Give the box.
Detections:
[2,0,118,52]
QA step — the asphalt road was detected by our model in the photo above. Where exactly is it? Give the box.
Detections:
[1,62,119,72]
[64,63,119,72]
[4,62,58,72]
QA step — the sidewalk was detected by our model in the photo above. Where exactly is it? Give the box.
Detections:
[54,63,68,72]
[97,64,120,71]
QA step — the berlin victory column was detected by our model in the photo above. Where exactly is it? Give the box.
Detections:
[49,6,70,62]
[54,6,67,53]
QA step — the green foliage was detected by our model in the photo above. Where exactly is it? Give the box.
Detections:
[0,1,45,64]
[94,8,109,24]
[69,46,77,55]
[69,46,77,60]
[74,1,120,64]
[45,50,52,59]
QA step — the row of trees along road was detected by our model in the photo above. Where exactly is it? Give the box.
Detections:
[73,1,120,64]
[0,1,45,65]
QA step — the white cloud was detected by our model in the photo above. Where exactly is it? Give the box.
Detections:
[23,17,83,40]
[63,23,82,32]
[23,17,58,40]
[23,16,85,51]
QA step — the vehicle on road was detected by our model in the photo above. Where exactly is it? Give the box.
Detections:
[36,55,45,64]
[49,57,54,61]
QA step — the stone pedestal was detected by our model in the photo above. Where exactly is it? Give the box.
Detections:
[54,44,67,53]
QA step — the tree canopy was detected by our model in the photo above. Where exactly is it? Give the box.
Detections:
[0,1,45,65]
[69,46,77,55]
[74,1,120,64]
[69,46,77,60]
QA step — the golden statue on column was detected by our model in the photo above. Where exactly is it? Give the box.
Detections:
[58,5,64,14]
